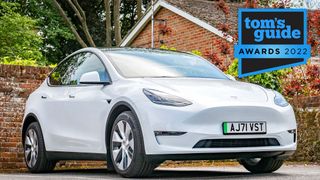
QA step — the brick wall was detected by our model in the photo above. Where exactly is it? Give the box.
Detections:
[130,8,233,58]
[0,65,50,171]
[0,64,105,172]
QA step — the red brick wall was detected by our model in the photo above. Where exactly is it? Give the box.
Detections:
[0,65,50,171]
[0,64,105,172]
[130,8,231,57]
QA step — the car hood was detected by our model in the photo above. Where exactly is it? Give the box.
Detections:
[138,78,268,103]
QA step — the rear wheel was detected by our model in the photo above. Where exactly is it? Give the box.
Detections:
[24,122,56,173]
[239,157,284,173]
[110,111,158,177]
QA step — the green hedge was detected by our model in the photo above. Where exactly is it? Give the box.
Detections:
[290,109,320,162]
[226,59,289,92]
[0,58,56,68]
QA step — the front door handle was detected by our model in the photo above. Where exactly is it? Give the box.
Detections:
[41,95,47,99]
[69,95,75,98]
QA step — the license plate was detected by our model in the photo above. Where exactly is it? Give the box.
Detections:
[223,122,266,135]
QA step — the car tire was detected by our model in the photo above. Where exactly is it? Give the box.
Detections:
[24,122,56,173]
[106,153,115,172]
[109,111,158,177]
[239,157,284,173]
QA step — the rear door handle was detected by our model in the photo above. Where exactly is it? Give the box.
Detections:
[69,95,75,98]
[41,95,47,99]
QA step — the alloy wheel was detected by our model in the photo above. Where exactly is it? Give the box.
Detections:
[111,120,134,170]
[24,129,39,168]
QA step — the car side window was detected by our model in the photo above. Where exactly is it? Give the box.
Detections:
[69,52,109,85]
[49,52,109,86]
[48,54,79,85]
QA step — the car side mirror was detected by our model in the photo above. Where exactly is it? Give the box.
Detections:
[79,71,110,85]
[226,74,236,81]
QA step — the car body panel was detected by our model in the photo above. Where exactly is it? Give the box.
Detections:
[23,48,297,159]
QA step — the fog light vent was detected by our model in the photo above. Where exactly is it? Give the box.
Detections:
[154,131,186,136]
[288,129,297,143]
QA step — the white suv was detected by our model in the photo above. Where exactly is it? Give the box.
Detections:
[22,48,297,177]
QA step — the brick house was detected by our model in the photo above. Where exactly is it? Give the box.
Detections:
[120,0,240,61]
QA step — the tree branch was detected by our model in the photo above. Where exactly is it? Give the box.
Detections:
[72,0,87,21]
[137,0,142,19]
[114,0,122,46]
[67,0,96,47]
[104,0,112,47]
[52,0,87,48]
[67,0,84,21]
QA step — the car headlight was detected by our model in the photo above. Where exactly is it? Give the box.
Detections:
[273,91,289,107]
[143,89,192,107]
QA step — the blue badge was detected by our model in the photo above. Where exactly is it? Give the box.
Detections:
[234,9,311,78]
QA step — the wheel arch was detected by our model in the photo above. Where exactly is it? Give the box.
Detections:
[105,101,144,150]
[22,113,39,145]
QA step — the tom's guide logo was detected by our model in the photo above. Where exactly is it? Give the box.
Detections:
[234,9,311,78]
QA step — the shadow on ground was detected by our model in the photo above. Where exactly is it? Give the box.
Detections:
[46,168,289,179]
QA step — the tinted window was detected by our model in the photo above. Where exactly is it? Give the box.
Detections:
[49,54,79,85]
[105,50,227,79]
[49,52,109,85]
[69,53,109,85]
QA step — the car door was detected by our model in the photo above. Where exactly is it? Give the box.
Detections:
[43,55,79,152]
[63,52,112,154]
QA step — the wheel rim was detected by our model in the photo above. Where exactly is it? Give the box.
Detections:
[111,120,134,171]
[24,129,38,168]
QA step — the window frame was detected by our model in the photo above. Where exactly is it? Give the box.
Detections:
[47,51,112,87]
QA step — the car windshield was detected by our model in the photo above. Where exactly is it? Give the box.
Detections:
[104,50,228,79]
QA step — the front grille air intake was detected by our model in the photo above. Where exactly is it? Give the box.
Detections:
[193,138,280,148]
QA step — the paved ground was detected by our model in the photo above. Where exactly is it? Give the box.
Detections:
[0,164,319,179]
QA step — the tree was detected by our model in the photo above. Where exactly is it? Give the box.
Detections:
[50,0,151,48]
[137,0,142,19]
[5,0,82,63]
[2,0,151,61]
[67,0,96,47]
[0,2,43,62]
[52,0,87,48]
[114,0,122,46]
[104,0,112,47]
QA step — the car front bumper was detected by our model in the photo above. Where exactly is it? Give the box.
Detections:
[134,100,297,157]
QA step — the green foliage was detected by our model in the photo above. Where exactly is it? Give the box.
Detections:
[0,2,43,62]
[0,57,56,67]
[226,59,289,92]
[160,45,177,51]
[191,50,202,56]
[20,0,78,64]
[0,58,42,67]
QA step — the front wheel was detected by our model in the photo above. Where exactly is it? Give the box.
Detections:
[109,111,158,177]
[24,122,56,173]
[239,157,284,173]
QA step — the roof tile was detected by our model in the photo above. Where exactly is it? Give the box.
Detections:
[164,0,243,35]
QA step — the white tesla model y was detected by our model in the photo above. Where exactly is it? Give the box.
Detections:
[22,48,296,177]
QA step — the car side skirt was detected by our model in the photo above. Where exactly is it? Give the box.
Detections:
[46,151,106,161]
